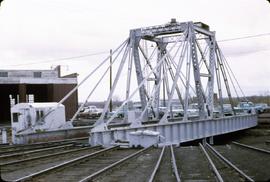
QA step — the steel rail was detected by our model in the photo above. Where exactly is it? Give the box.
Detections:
[0,146,101,167]
[232,141,270,154]
[0,140,76,151]
[0,143,74,159]
[206,143,254,182]
[148,146,166,182]
[170,145,181,182]
[13,145,119,182]
[199,143,223,182]
[79,146,153,182]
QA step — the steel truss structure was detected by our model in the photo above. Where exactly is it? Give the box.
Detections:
[49,20,257,147]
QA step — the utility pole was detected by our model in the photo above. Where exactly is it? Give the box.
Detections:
[109,49,113,112]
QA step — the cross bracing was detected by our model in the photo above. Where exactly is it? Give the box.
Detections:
[38,20,251,133]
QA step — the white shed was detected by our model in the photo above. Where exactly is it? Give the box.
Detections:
[11,102,67,139]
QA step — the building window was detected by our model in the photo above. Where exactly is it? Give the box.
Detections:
[13,113,19,122]
[0,72,8,77]
[33,72,42,78]
[36,110,44,121]
[28,94,34,103]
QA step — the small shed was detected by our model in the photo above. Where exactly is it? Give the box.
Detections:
[11,102,66,137]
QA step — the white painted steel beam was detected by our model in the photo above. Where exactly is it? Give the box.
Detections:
[90,115,257,147]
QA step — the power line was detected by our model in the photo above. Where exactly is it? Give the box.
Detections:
[3,51,108,67]
[218,32,270,42]
[3,32,270,67]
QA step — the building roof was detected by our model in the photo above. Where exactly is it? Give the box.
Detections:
[11,102,64,110]
[0,66,77,84]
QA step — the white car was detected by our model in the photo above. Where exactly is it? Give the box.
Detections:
[78,106,102,119]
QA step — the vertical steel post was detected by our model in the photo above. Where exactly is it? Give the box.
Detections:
[206,34,216,118]
[155,43,167,118]
[209,136,214,145]
[189,24,206,119]
[109,49,113,112]
[131,31,147,113]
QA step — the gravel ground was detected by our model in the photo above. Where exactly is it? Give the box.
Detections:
[174,146,216,181]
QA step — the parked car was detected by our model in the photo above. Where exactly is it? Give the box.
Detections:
[78,106,102,119]
[216,104,233,116]
[255,103,269,113]
[234,101,258,114]
[107,106,128,119]
[172,105,184,117]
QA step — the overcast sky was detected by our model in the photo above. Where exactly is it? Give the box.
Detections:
[0,0,270,101]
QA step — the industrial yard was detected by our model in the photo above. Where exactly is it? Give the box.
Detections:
[1,117,270,181]
[1,106,270,181]
[1,1,270,182]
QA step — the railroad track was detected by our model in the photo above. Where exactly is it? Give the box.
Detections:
[0,136,88,151]
[7,146,142,182]
[231,135,270,151]
[1,145,102,181]
[202,142,270,181]
[200,143,254,182]
[2,145,180,182]
[1,143,269,181]
[0,142,77,155]
[232,141,270,154]
[148,145,180,182]
[0,143,79,164]
[0,137,90,162]
[225,142,270,181]
[0,142,75,155]
[174,145,216,181]
[98,145,180,182]
[0,145,101,166]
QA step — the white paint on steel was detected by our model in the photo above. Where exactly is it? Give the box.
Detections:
[90,115,257,147]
